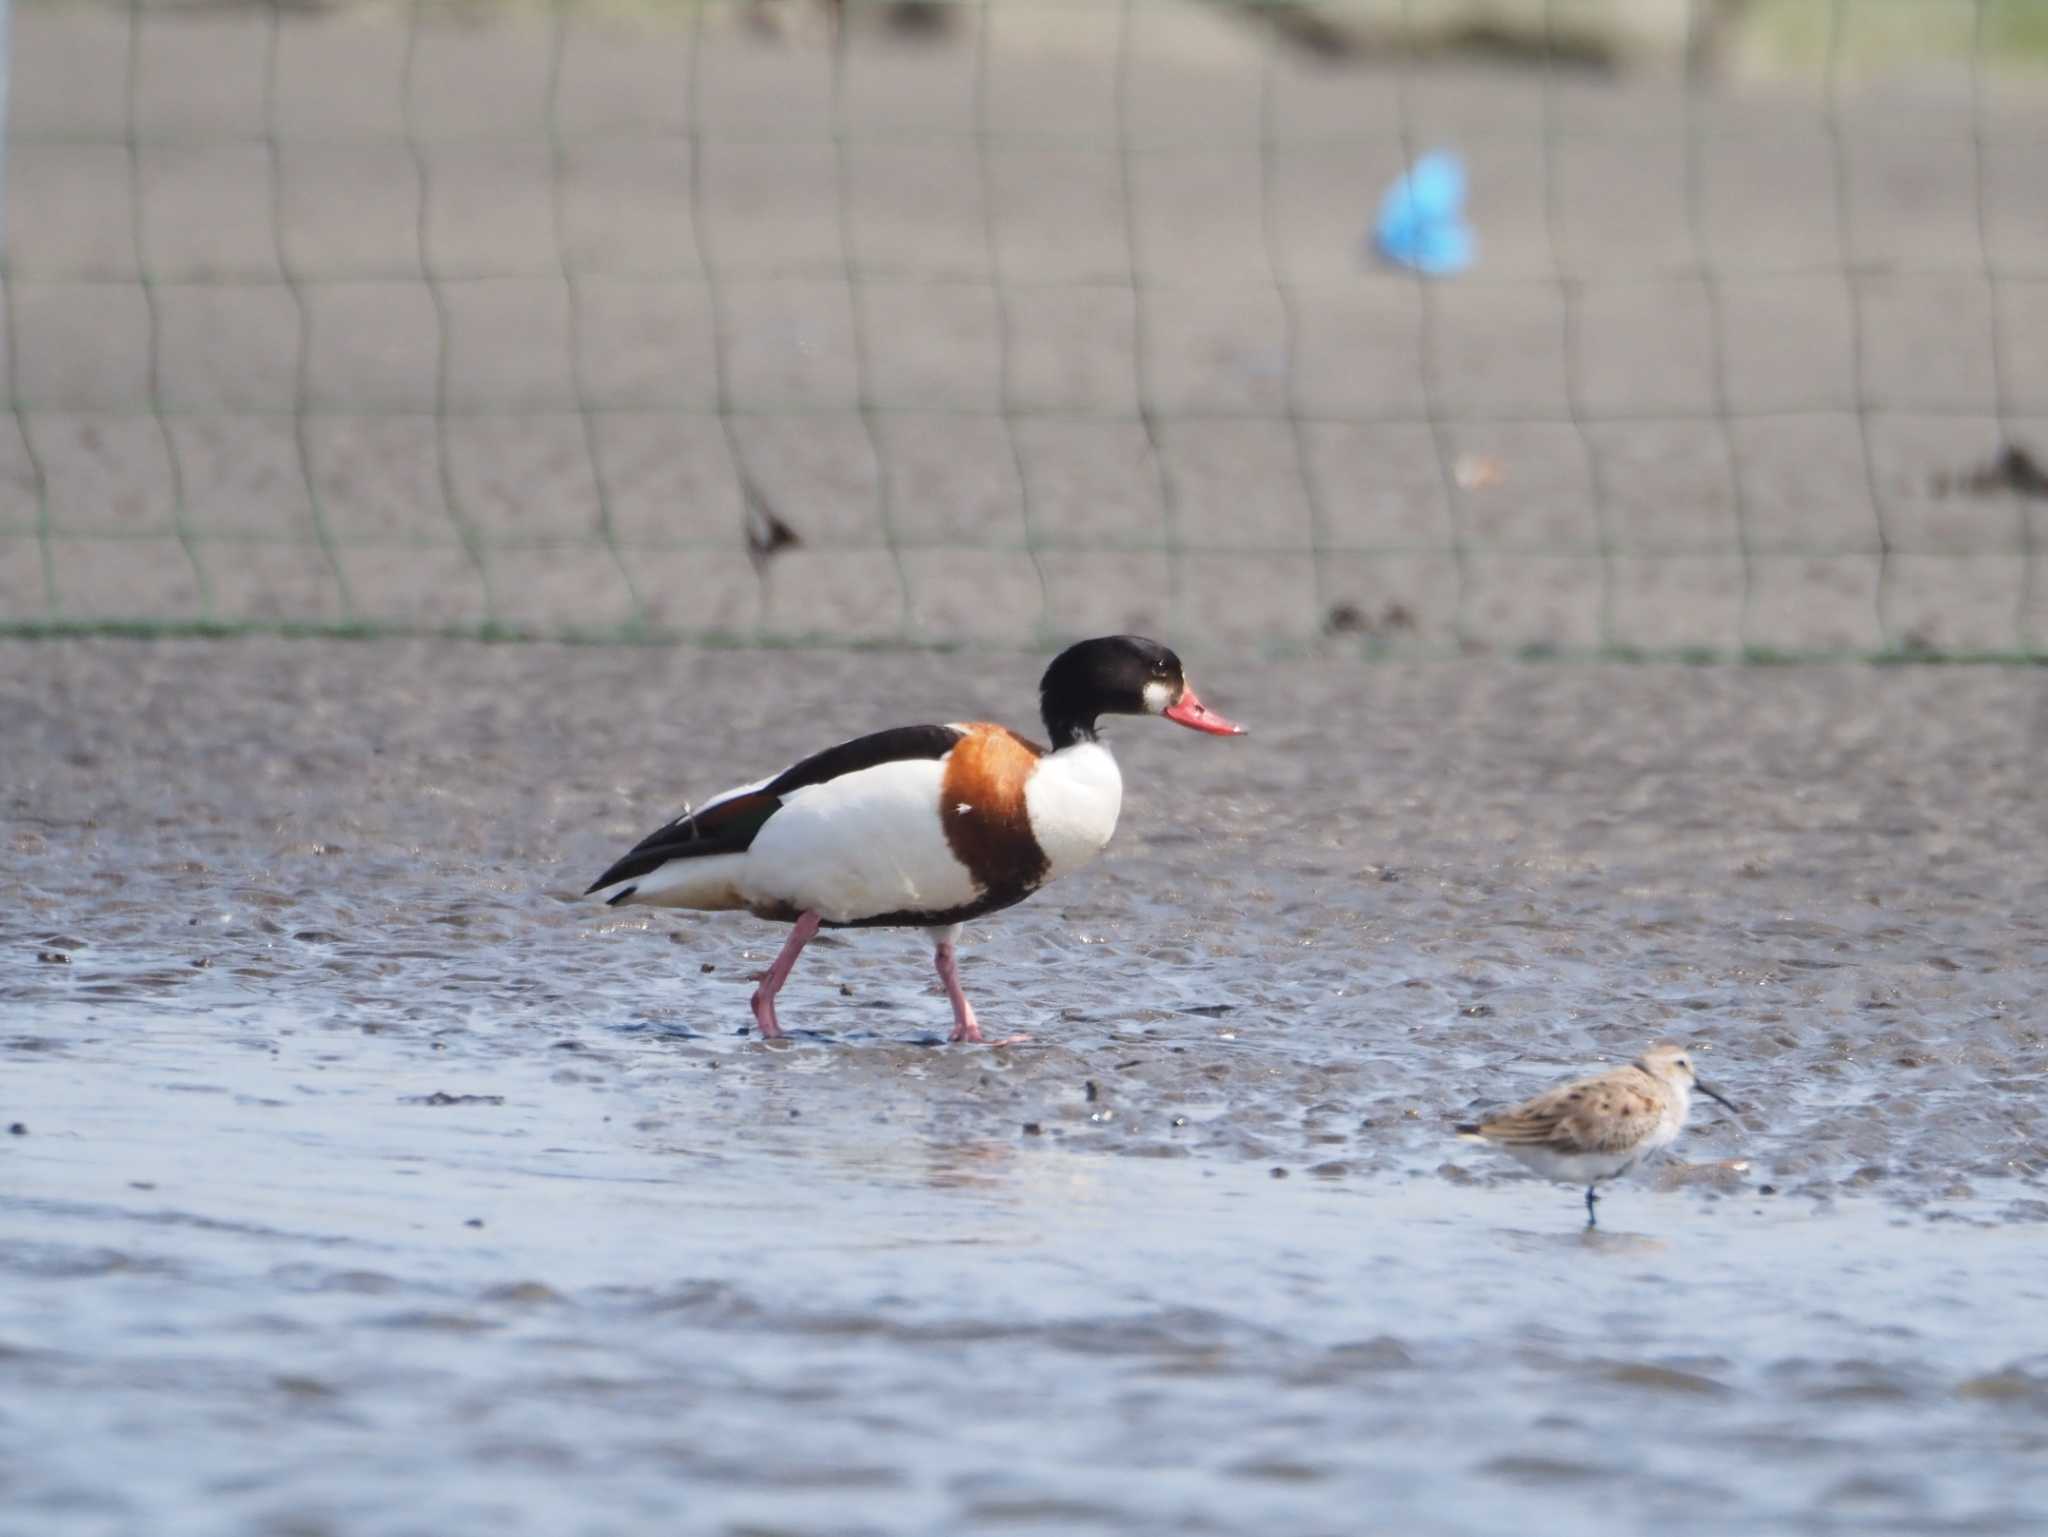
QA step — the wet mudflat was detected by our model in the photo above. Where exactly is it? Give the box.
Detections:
[4,639,2047,1535]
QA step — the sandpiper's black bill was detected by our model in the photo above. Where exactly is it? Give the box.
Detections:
[1696,1081,1740,1114]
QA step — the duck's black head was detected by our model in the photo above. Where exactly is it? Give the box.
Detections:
[1037,635,1247,750]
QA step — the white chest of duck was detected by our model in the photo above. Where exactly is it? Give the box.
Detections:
[1020,739,1122,882]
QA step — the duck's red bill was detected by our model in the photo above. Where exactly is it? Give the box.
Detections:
[1164,685,1246,736]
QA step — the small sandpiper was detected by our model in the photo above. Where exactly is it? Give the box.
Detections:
[1455,1043,1740,1226]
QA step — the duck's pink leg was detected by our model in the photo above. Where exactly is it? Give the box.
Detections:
[750,910,820,1039]
[932,926,1029,1046]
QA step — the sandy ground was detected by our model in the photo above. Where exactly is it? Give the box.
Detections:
[4,636,2048,1533]
[3,3,2047,655]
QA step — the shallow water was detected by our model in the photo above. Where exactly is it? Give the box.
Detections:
[5,640,2048,1535]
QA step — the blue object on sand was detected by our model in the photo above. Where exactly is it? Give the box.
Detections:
[1372,151,1474,276]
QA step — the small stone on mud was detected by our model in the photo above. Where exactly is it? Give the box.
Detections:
[839,983,854,996]
[1270,1166,1289,1179]
[1084,1080,1100,1102]
[36,951,68,965]
[1021,1122,1043,1135]
[701,962,715,972]
[1171,1115,1188,1127]
[465,1218,484,1228]
[8,1123,26,1135]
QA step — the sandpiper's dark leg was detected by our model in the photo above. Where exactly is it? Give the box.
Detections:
[1584,1185,1600,1227]
[750,910,820,1039]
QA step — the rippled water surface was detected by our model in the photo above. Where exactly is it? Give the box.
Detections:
[5,640,2048,1535]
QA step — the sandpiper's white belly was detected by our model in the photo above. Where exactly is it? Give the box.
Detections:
[1508,1146,1643,1186]
[1506,1116,1683,1187]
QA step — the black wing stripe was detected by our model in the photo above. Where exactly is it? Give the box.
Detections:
[583,824,765,895]
[762,724,964,798]
[584,724,964,896]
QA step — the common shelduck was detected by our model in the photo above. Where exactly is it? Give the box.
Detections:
[1456,1045,1740,1226]
[586,635,1246,1042]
